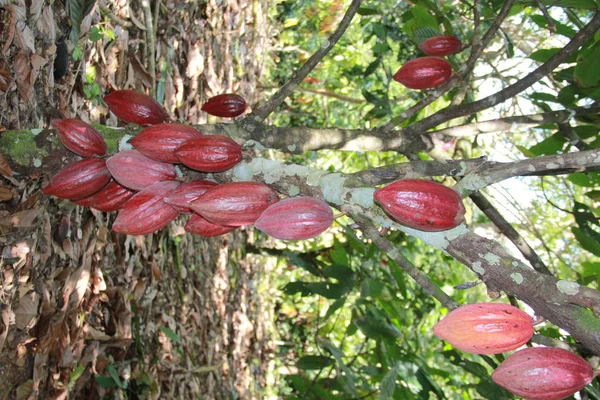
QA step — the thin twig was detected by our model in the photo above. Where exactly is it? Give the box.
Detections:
[534,0,556,31]
[141,0,156,94]
[557,121,593,151]
[248,0,363,121]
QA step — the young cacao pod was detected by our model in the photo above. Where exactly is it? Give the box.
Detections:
[254,196,333,240]
[418,35,462,56]
[43,158,111,200]
[74,180,136,212]
[163,180,218,213]
[374,179,465,231]
[106,150,177,191]
[52,118,107,157]
[185,213,236,237]
[130,123,202,163]
[112,181,180,235]
[393,57,452,90]
[104,90,168,125]
[175,135,242,172]
[190,182,279,226]
[433,303,534,354]
[491,347,594,400]
[201,94,247,118]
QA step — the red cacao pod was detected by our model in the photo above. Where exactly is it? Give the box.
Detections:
[190,182,279,226]
[74,180,136,212]
[185,213,236,237]
[254,196,333,240]
[393,57,452,90]
[433,303,534,354]
[106,150,177,191]
[418,35,462,57]
[175,135,242,172]
[130,123,202,163]
[201,94,247,118]
[52,118,107,157]
[104,90,167,125]
[491,347,594,400]
[163,180,218,213]
[112,181,180,235]
[374,179,465,231]
[43,158,111,200]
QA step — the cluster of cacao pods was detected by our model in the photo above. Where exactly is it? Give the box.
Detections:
[394,34,462,90]
[434,303,595,399]
[44,90,333,240]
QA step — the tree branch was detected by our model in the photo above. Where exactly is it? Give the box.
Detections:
[247,0,363,121]
[395,12,600,138]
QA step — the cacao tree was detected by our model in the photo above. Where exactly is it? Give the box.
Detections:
[1,0,600,398]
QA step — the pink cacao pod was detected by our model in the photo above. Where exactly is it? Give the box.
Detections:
[254,196,333,240]
[491,347,594,400]
[106,150,177,191]
[185,213,236,237]
[104,90,168,125]
[393,57,452,90]
[374,179,465,231]
[175,135,242,172]
[130,123,202,163]
[190,182,280,226]
[163,180,218,213]
[112,181,180,235]
[74,180,136,212]
[201,94,247,118]
[433,303,534,354]
[43,158,111,200]
[52,118,107,157]
[418,35,462,57]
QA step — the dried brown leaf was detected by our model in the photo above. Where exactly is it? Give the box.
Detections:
[14,21,34,52]
[14,290,40,329]
[0,151,13,177]
[0,184,13,201]
[0,305,10,352]
[0,6,16,51]
[0,208,40,229]
[0,62,11,91]
[14,50,33,101]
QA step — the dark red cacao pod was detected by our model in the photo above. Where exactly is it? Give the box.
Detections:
[74,180,136,212]
[106,150,177,191]
[433,303,534,354]
[374,179,465,231]
[112,181,180,235]
[163,180,218,213]
[393,57,452,90]
[52,118,107,157]
[418,35,462,57]
[175,135,242,172]
[254,196,333,240]
[190,182,280,226]
[104,90,168,125]
[130,123,202,163]
[201,94,247,118]
[492,347,594,400]
[43,158,111,200]
[185,213,236,237]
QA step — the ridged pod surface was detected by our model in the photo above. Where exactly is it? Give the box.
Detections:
[112,181,180,235]
[43,158,111,200]
[106,150,177,190]
[52,118,107,157]
[254,196,333,240]
[190,182,279,226]
[433,303,534,354]
[491,347,594,400]
[418,35,462,56]
[130,123,202,163]
[374,179,465,231]
[201,94,247,118]
[163,180,218,213]
[185,214,236,237]
[104,90,167,125]
[175,135,242,172]
[74,180,136,212]
[393,57,452,90]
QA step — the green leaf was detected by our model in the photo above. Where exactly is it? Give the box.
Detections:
[527,92,557,103]
[529,14,577,38]
[159,326,181,343]
[378,362,400,400]
[410,6,439,30]
[515,145,536,158]
[316,338,358,397]
[284,251,321,276]
[529,48,562,63]
[324,297,346,320]
[306,282,351,299]
[575,42,600,87]
[323,264,354,282]
[94,374,117,388]
[358,7,380,16]
[89,26,103,42]
[330,240,349,267]
[528,132,566,156]
[572,227,600,256]
[539,0,598,8]
[363,57,382,77]
[68,364,86,391]
[107,364,124,389]
[373,41,392,55]
[297,355,334,370]
[568,173,598,187]
[585,190,600,201]
[66,0,97,42]
[353,314,401,340]
[413,27,440,45]
[500,29,515,58]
